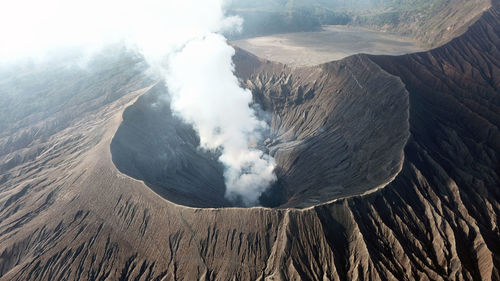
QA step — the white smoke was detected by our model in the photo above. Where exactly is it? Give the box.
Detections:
[0,0,276,205]
[166,33,276,205]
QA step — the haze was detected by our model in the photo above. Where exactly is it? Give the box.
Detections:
[0,0,277,205]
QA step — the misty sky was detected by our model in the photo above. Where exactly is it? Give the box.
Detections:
[0,0,276,205]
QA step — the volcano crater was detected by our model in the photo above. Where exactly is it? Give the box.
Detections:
[111,53,410,208]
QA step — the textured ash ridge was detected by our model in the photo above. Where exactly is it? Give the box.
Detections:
[0,4,499,281]
[236,54,410,208]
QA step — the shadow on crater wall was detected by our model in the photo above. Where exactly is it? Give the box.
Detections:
[111,84,287,208]
[111,84,230,208]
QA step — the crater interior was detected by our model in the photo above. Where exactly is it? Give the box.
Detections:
[111,53,410,208]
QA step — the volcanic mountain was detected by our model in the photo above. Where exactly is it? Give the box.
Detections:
[0,0,499,280]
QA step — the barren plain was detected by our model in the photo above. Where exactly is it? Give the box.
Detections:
[233,25,424,66]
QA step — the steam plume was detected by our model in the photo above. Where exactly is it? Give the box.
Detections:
[0,0,276,205]
[166,34,276,205]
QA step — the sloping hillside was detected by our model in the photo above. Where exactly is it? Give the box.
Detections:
[0,3,498,281]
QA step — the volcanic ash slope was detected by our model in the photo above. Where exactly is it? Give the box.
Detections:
[0,5,499,281]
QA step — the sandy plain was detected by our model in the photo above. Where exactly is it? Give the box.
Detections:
[233,25,425,66]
